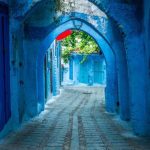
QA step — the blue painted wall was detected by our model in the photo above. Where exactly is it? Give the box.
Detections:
[43,40,61,103]
[0,0,149,138]
[144,0,150,134]
[0,3,11,132]
[50,40,61,96]
[69,53,106,85]
[43,51,51,102]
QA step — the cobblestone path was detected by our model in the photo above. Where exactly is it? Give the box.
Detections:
[0,86,150,150]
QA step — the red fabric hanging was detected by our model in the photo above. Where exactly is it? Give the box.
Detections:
[56,30,72,41]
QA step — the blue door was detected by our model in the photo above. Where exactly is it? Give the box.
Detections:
[0,7,11,131]
[94,60,104,84]
[80,61,88,83]
[69,58,73,80]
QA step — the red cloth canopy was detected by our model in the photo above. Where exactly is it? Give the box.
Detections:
[56,30,72,41]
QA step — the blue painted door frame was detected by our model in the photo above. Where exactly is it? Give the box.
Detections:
[69,58,73,80]
[0,4,11,131]
[94,60,102,84]
[44,54,48,101]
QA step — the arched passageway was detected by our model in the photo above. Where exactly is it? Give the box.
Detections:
[34,19,117,114]
[15,0,130,134]
[0,0,150,144]
[21,0,129,120]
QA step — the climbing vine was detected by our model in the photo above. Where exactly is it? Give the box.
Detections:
[61,30,100,63]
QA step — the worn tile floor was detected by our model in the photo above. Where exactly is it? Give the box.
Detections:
[0,86,150,150]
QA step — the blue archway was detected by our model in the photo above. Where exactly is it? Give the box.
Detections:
[17,0,130,122]
[24,12,130,121]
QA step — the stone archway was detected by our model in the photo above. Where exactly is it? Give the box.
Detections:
[23,19,118,117]
[24,9,130,121]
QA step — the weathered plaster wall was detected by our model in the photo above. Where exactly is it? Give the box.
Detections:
[107,3,148,135]
[106,20,130,120]
[144,0,150,133]
[89,0,149,136]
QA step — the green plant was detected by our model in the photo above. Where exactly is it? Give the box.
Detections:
[61,30,100,63]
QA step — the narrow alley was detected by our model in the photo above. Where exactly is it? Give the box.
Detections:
[1,0,150,149]
[0,86,149,150]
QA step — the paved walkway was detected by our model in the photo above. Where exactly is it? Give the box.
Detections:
[0,86,150,150]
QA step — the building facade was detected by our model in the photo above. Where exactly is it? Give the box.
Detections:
[69,53,106,85]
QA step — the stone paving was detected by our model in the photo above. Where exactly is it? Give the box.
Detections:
[0,86,150,150]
